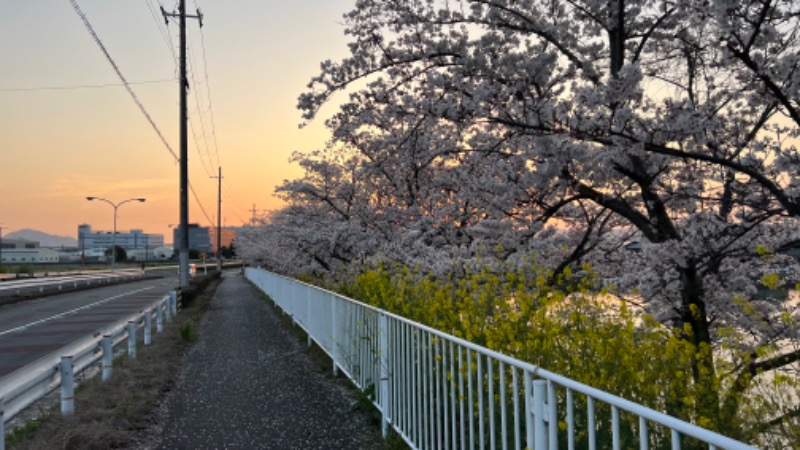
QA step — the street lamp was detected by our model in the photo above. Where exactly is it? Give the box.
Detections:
[86,196,146,272]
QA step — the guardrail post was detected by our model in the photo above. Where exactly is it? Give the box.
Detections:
[60,356,74,416]
[1,397,5,450]
[156,305,164,332]
[170,290,178,315]
[533,379,547,450]
[127,321,137,359]
[379,313,390,438]
[165,297,172,323]
[102,335,113,381]
[144,312,152,346]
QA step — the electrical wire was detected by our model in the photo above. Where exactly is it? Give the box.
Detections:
[187,41,216,177]
[194,1,222,169]
[0,79,174,92]
[69,0,179,163]
[70,0,216,229]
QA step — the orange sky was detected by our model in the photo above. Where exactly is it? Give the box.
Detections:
[0,1,352,243]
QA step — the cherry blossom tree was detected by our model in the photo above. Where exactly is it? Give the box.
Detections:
[245,0,800,436]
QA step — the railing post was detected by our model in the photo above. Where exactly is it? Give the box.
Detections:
[60,356,74,416]
[525,371,534,450]
[127,321,137,359]
[533,379,548,450]
[307,287,312,347]
[331,293,338,376]
[170,290,178,315]
[156,305,164,332]
[379,313,390,438]
[165,297,172,323]
[1,397,5,450]
[144,311,152,345]
[102,335,113,381]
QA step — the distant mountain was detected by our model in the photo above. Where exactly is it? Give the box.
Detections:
[5,229,78,248]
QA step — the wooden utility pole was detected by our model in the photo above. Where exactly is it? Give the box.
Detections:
[211,167,223,271]
[162,1,202,288]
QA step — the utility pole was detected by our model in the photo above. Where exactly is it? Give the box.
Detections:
[211,166,222,271]
[162,1,202,288]
[250,204,266,226]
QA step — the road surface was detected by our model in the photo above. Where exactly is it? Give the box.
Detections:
[0,275,177,377]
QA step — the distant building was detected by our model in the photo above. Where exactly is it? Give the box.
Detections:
[208,228,237,254]
[78,224,164,253]
[0,239,59,263]
[172,224,211,253]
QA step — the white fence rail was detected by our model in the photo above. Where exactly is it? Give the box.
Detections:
[0,291,179,450]
[246,268,754,450]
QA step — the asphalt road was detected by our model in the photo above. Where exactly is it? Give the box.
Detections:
[0,275,178,377]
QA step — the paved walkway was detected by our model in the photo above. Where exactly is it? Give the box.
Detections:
[154,272,383,449]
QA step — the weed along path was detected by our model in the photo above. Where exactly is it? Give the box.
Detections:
[155,272,383,450]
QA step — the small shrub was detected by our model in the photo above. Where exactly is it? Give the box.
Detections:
[179,322,195,342]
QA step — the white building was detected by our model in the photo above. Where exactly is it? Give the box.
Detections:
[0,239,60,263]
[78,224,164,253]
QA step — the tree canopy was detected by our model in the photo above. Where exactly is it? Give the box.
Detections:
[241,0,800,442]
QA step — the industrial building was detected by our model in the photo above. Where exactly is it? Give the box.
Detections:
[78,224,164,253]
[0,239,60,263]
[171,223,211,253]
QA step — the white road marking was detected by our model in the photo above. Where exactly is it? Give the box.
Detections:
[0,286,155,337]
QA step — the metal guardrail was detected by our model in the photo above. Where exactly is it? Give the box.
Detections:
[0,290,179,450]
[245,268,755,450]
[0,270,146,297]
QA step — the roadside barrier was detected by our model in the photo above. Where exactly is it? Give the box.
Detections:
[245,268,754,450]
[0,291,180,450]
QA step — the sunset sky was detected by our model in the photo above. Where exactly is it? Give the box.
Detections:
[0,1,353,243]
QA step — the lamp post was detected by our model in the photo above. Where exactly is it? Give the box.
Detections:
[86,197,146,272]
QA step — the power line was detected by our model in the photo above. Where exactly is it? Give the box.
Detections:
[69,0,179,163]
[0,79,174,92]
[145,0,177,61]
[193,3,221,169]
[70,0,216,232]
[186,41,216,177]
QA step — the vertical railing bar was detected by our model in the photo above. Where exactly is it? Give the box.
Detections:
[588,396,596,450]
[489,357,496,450]
[422,332,430,450]
[567,388,575,450]
[533,380,547,450]
[392,318,398,431]
[407,322,413,440]
[512,367,520,450]
[468,349,475,450]
[331,294,339,376]
[478,355,485,450]
[500,362,508,450]
[612,405,620,450]
[671,429,680,450]
[548,379,557,450]
[639,416,649,450]
[435,336,443,450]
[524,371,533,450]
[459,345,466,450]
[450,340,457,450]
[415,329,422,447]
[441,338,450,450]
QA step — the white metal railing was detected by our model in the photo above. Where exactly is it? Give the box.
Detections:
[245,267,755,450]
[0,291,179,450]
